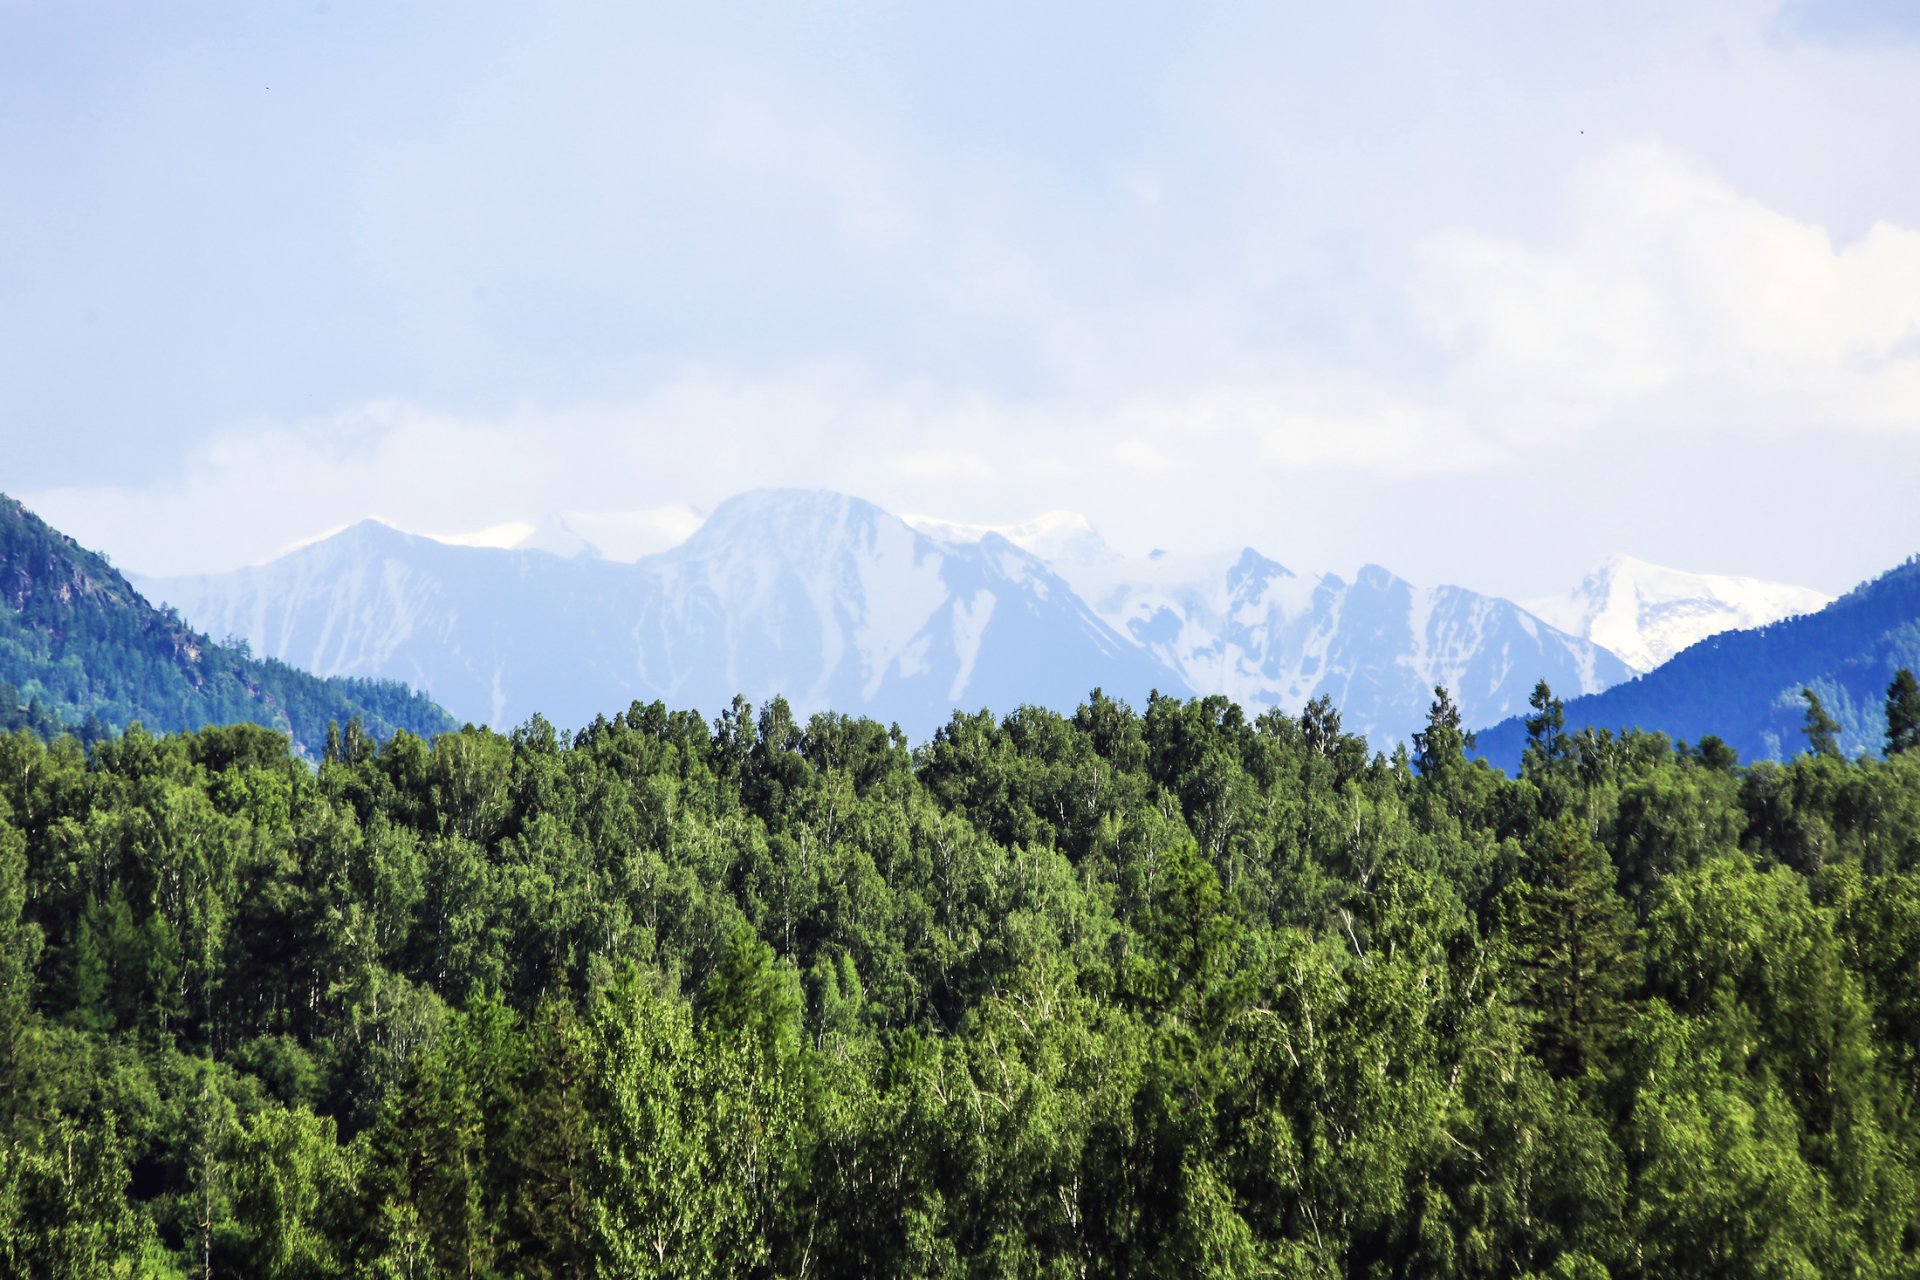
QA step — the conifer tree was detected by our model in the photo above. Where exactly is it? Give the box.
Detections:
[1801,687,1842,758]
[1524,680,1565,763]
[1501,815,1640,1078]
[1413,685,1469,778]
[1886,668,1920,756]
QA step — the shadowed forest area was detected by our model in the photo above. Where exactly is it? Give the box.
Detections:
[4,683,1920,1277]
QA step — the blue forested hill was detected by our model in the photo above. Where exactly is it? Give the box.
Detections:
[1475,555,1920,769]
[0,493,455,755]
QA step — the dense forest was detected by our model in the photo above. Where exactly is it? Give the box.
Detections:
[0,494,454,756]
[5,678,1920,1277]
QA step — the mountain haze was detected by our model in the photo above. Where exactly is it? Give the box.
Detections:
[143,489,1649,747]
[142,491,1184,736]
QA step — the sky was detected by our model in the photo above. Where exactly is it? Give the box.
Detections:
[5,0,1920,597]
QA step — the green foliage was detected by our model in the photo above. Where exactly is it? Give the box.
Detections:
[0,687,1918,1275]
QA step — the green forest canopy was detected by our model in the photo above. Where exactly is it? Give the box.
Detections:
[5,682,1920,1277]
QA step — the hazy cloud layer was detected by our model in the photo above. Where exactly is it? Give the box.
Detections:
[7,2,1920,595]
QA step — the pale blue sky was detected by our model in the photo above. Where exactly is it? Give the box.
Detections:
[6,1,1920,595]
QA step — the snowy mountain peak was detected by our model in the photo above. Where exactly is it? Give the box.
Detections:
[138,490,1680,751]
[1225,548,1296,595]
[1042,542,1624,747]
[688,489,890,556]
[320,518,423,553]
[1522,557,1834,673]
[513,514,600,559]
[139,489,1177,737]
[904,509,1121,568]
[1355,563,1405,593]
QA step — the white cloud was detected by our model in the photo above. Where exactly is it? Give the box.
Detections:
[558,507,705,562]
[1112,390,1505,474]
[429,520,539,549]
[1415,143,1920,437]
[25,362,1512,578]
[888,449,999,481]
[1110,439,1183,473]
[25,144,1920,583]
[21,380,855,576]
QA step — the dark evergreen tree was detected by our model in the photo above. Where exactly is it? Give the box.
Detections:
[1501,815,1641,1077]
[1413,684,1469,778]
[1692,734,1738,771]
[1802,687,1842,758]
[1887,668,1920,756]
[1524,678,1566,768]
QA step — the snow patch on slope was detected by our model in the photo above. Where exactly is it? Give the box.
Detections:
[1049,549,1631,747]
[1523,555,1833,672]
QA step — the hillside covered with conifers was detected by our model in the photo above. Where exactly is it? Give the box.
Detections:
[5,684,1920,1276]
[1475,556,1920,769]
[0,494,454,756]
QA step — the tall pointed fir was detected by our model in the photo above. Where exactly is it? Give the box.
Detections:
[1413,685,1469,779]
[1887,669,1920,757]
[1500,815,1640,1079]
[1801,688,1842,759]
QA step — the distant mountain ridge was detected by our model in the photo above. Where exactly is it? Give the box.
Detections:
[902,511,1123,570]
[1475,556,1920,769]
[911,526,1636,747]
[141,492,1182,737]
[0,494,454,754]
[1523,555,1833,672]
[141,489,1649,747]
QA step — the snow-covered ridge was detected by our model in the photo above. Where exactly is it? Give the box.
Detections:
[137,491,1177,739]
[1522,555,1834,673]
[903,510,1122,569]
[136,492,1832,749]
[1048,549,1632,747]
[281,507,703,565]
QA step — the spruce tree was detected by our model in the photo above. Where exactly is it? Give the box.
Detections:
[1501,815,1640,1078]
[1413,685,1469,778]
[1525,680,1565,757]
[1887,668,1920,756]
[1801,687,1842,758]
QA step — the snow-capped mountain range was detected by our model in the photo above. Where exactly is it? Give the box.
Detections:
[131,489,1828,746]
[1522,556,1833,672]
[137,493,1173,737]
[907,526,1634,747]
